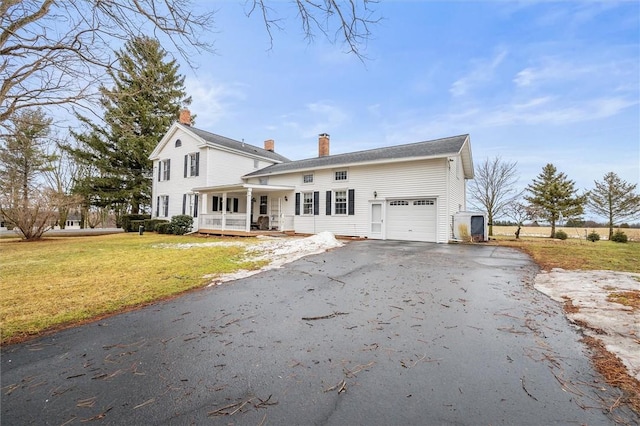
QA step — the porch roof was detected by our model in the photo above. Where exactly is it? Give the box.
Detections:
[191,183,295,193]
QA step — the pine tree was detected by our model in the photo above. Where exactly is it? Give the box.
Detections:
[0,108,58,240]
[69,35,191,215]
[588,172,640,239]
[524,163,586,238]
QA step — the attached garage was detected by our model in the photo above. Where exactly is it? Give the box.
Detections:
[386,198,437,242]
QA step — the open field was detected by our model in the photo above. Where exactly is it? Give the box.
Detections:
[492,233,640,273]
[0,233,266,344]
[493,225,640,241]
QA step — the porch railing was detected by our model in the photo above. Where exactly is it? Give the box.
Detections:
[199,213,248,231]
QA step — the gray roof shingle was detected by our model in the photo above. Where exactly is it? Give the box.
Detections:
[187,126,290,163]
[244,134,469,177]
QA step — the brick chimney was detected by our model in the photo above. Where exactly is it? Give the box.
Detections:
[179,109,191,126]
[264,139,275,152]
[318,133,330,157]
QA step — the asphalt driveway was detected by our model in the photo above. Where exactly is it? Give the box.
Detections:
[1,240,636,425]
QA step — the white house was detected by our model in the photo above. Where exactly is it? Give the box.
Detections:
[149,112,474,243]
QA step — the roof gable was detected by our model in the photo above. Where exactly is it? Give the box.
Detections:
[244,134,472,178]
[149,123,289,163]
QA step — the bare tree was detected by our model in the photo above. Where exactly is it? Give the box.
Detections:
[505,201,536,240]
[468,157,521,237]
[43,140,83,229]
[248,0,380,59]
[0,0,215,132]
[1,1,379,133]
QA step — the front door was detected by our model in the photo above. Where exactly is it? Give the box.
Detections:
[370,202,383,238]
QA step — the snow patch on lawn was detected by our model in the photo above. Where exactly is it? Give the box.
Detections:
[535,269,640,381]
[204,231,344,285]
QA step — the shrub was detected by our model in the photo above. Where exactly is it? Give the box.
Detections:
[156,223,172,234]
[620,223,630,228]
[610,230,628,243]
[144,219,169,232]
[130,220,145,233]
[553,230,568,240]
[458,224,471,242]
[169,215,193,235]
[121,214,151,232]
[586,231,600,242]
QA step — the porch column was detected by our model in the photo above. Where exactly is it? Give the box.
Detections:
[221,192,227,230]
[245,188,252,232]
[200,193,207,229]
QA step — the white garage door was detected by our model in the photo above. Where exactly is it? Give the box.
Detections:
[386,199,437,242]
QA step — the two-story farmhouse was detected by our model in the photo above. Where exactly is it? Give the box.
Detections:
[149,112,475,243]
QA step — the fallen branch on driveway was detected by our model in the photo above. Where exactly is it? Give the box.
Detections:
[302,312,349,321]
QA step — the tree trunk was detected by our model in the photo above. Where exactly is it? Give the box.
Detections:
[515,225,521,239]
[488,213,494,237]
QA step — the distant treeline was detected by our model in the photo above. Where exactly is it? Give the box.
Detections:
[492,220,640,228]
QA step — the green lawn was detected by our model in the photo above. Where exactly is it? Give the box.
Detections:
[0,233,266,344]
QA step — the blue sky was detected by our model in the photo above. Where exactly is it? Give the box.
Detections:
[180,1,639,194]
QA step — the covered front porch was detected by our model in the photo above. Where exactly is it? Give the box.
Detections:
[192,183,295,235]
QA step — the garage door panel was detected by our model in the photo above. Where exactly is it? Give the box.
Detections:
[387,199,436,242]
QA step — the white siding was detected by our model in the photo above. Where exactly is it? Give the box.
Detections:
[152,131,206,220]
[151,128,279,227]
[263,158,451,242]
[206,149,266,187]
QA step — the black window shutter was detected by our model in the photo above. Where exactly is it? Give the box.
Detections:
[182,194,186,215]
[348,189,355,215]
[326,191,332,215]
[295,193,300,215]
[184,155,188,177]
[313,191,319,216]
[166,159,170,180]
[193,195,199,217]
[212,196,219,212]
[195,152,200,176]
[156,196,160,217]
[165,197,169,217]
[158,163,161,181]
[234,198,239,213]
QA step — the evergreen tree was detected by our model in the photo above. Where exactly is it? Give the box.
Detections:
[524,163,586,238]
[69,35,191,215]
[0,108,58,240]
[588,172,640,239]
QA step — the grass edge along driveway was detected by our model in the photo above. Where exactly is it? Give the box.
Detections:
[0,233,267,344]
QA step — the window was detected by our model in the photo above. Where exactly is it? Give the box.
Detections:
[254,159,259,168]
[175,139,182,147]
[303,192,313,215]
[189,154,198,176]
[157,195,169,217]
[211,196,239,212]
[334,170,348,181]
[413,199,434,206]
[259,177,268,185]
[295,192,319,216]
[182,194,199,217]
[390,200,409,206]
[334,190,347,215]
[259,196,268,215]
[184,152,199,177]
[158,159,171,181]
[303,173,314,184]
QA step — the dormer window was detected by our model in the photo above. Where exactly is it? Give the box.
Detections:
[175,139,182,147]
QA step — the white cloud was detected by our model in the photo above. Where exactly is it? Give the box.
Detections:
[301,101,350,138]
[450,48,508,97]
[185,77,248,125]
